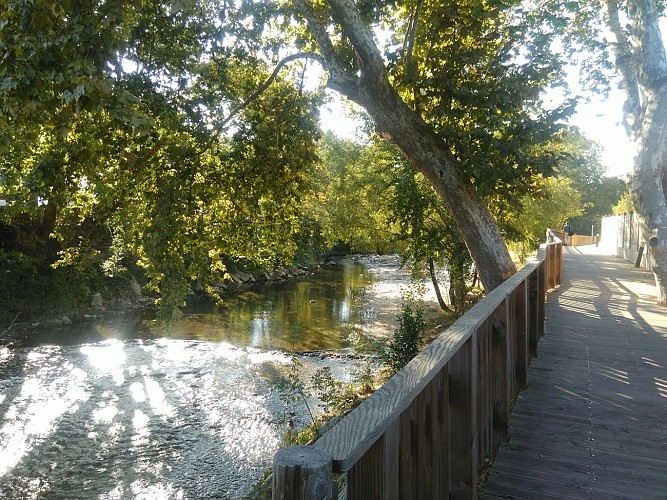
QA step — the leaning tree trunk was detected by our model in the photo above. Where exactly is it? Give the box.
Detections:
[294,0,516,292]
[605,0,667,305]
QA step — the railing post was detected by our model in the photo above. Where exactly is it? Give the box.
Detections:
[546,244,555,290]
[273,446,335,500]
[537,261,545,338]
[449,334,478,499]
[556,242,562,285]
[528,269,539,358]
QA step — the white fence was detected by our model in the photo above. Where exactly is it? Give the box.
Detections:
[599,214,654,271]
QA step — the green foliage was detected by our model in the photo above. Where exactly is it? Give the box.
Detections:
[383,302,426,376]
[273,356,316,432]
[311,364,374,417]
[302,132,398,254]
[384,147,474,311]
[612,191,635,215]
[0,246,135,329]
[0,1,325,319]
[384,0,574,198]
[552,128,626,235]
[507,176,582,260]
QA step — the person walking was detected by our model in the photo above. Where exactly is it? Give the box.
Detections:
[563,220,573,245]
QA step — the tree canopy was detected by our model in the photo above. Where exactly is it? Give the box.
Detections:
[0,0,638,322]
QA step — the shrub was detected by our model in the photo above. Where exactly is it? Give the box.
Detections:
[383,302,426,375]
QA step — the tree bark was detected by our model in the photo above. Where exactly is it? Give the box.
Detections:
[294,0,516,292]
[627,95,667,304]
[604,0,667,305]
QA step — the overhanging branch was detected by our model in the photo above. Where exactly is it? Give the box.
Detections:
[218,51,324,131]
[326,0,387,78]
[292,0,359,97]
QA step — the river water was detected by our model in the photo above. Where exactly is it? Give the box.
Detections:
[0,259,376,499]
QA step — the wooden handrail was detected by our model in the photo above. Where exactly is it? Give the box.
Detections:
[273,233,563,500]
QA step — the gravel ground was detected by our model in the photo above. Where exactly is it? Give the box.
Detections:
[352,254,449,340]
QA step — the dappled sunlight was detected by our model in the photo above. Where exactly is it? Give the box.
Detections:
[593,366,629,384]
[0,355,89,478]
[554,385,588,400]
[0,338,363,497]
[654,377,667,399]
[642,356,663,369]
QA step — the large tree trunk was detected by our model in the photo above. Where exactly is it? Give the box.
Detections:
[294,0,516,292]
[352,71,516,291]
[605,0,667,305]
[627,96,667,304]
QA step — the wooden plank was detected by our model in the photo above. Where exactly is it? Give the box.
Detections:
[430,367,448,498]
[511,282,528,395]
[491,301,510,452]
[476,319,492,464]
[537,260,545,338]
[483,464,591,499]
[416,390,431,500]
[346,418,401,500]
[449,334,478,499]
[483,245,667,500]
[399,402,415,499]
[527,268,539,358]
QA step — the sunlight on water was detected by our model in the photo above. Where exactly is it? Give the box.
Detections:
[0,355,89,477]
[92,404,119,424]
[0,260,377,498]
[144,376,173,418]
[80,341,126,372]
[0,338,362,497]
[130,381,147,402]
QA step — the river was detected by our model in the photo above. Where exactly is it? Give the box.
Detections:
[0,257,385,499]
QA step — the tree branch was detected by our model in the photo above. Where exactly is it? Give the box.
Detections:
[203,51,323,152]
[326,0,387,78]
[291,0,359,97]
[218,51,324,131]
[403,0,423,82]
[603,0,642,137]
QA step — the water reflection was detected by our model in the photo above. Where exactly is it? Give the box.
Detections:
[0,260,374,498]
[24,259,373,352]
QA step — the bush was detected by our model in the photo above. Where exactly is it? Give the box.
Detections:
[383,302,426,375]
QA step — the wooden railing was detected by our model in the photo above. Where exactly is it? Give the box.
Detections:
[552,230,597,247]
[273,232,563,499]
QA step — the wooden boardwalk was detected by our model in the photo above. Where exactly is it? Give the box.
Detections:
[482,245,667,499]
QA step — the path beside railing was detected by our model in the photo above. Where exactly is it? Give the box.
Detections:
[482,245,667,499]
[272,235,563,499]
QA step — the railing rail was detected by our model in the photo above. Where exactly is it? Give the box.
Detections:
[273,231,563,499]
[552,229,597,247]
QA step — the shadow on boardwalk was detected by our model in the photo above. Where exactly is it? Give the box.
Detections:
[483,245,667,500]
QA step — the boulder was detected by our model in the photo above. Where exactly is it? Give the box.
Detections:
[91,292,104,309]
[129,279,142,297]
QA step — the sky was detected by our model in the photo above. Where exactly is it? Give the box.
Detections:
[568,85,636,179]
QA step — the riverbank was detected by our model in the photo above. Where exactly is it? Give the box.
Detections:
[0,254,455,499]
